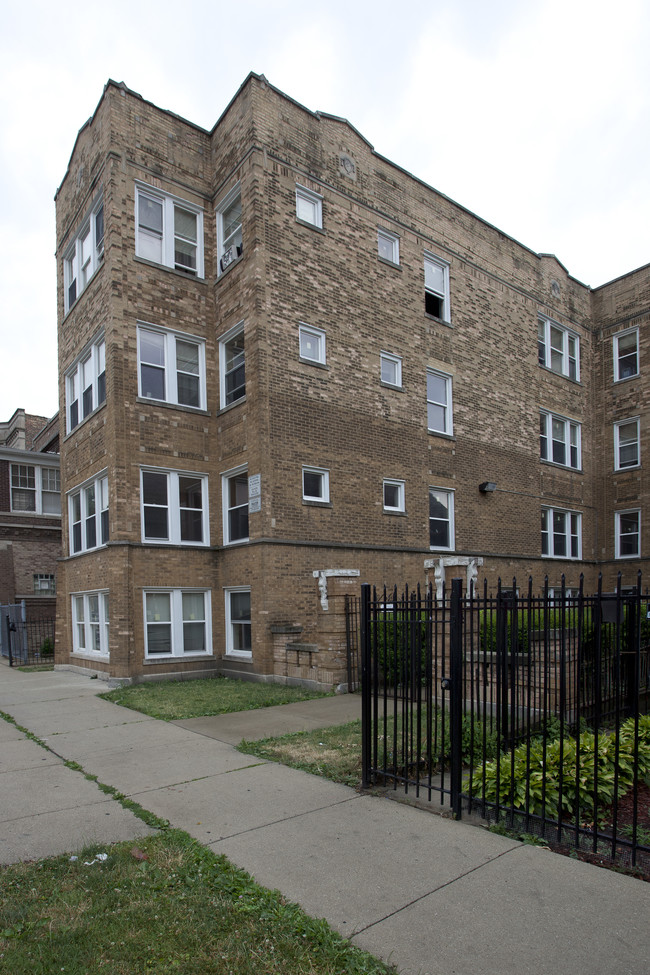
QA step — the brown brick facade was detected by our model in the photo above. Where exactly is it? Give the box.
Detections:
[53,75,649,686]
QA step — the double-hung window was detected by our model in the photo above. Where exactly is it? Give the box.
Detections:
[223,467,249,544]
[295,185,323,228]
[613,329,639,381]
[66,335,106,432]
[303,467,330,503]
[299,324,326,365]
[135,184,204,276]
[541,508,581,559]
[538,315,580,380]
[72,591,109,656]
[615,510,640,559]
[378,228,399,264]
[68,474,109,554]
[63,196,104,312]
[216,184,242,273]
[10,464,61,514]
[614,418,640,470]
[144,589,211,657]
[429,488,454,550]
[219,323,245,408]
[427,369,453,435]
[141,469,208,545]
[137,324,206,409]
[225,588,251,657]
[383,479,405,513]
[380,352,402,388]
[424,253,450,321]
[539,411,581,469]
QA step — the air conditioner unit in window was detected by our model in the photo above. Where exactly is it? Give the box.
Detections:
[220,243,243,272]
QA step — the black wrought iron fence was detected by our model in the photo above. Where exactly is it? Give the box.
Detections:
[3,616,55,667]
[358,574,650,875]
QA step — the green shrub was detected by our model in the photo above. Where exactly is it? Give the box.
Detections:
[466,714,650,821]
[372,611,429,686]
[39,637,54,657]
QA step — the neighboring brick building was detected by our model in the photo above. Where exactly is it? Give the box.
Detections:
[54,74,649,686]
[0,409,60,623]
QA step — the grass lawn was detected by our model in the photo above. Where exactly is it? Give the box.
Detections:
[239,720,363,787]
[100,676,331,721]
[0,830,396,975]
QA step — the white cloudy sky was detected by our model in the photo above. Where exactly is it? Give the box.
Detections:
[1,0,648,420]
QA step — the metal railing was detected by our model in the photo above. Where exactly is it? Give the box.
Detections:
[3,616,55,667]
[358,574,650,875]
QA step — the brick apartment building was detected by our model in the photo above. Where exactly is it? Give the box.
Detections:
[0,409,60,628]
[54,74,649,686]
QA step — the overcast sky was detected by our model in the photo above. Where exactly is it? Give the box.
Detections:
[1,0,648,421]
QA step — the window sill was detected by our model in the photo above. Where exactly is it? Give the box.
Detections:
[68,544,109,558]
[425,312,452,328]
[377,256,402,271]
[223,538,250,547]
[218,395,246,415]
[384,509,407,516]
[134,255,205,282]
[430,547,454,553]
[71,651,109,661]
[144,653,215,664]
[302,500,332,508]
[142,540,210,548]
[613,375,639,384]
[427,430,456,441]
[614,466,641,473]
[216,252,244,280]
[224,651,253,660]
[295,218,325,235]
[538,365,581,386]
[136,397,209,416]
[380,381,404,392]
[299,357,329,370]
[540,460,583,474]
[63,401,107,441]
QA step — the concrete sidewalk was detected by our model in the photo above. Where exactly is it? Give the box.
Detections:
[1,667,648,975]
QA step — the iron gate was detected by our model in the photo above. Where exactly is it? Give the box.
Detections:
[359,575,650,873]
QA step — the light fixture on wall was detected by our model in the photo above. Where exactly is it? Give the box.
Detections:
[479,482,497,493]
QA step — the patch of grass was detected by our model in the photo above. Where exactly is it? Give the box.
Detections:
[100,676,332,721]
[0,831,396,975]
[239,720,363,787]
[15,664,54,673]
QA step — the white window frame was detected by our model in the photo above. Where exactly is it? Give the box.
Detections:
[137,323,206,410]
[222,465,249,545]
[429,487,455,551]
[224,587,252,658]
[539,410,581,470]
[295,184,323,229]
[219,322,246,409]
[541,508,582,560]
[10,463,61,515]
[65,334,106,433]
[613,328,639,382]
[538,315,580,381]
[424,252,450,322]
[302,466,330,503]
[140,468,209,546]
[614,418,640,471]
[135,182,204,277]
[216,183,242,274]
[143,589,212,659]
[615,509,641,559]
[380,352,402,388]
[426,369,453,436]
[68,472,109,555]
[383,479,405,513]
[377,228,399,264]
[299,324,326,365]
[72,590,109,657]
[63,195,104,313]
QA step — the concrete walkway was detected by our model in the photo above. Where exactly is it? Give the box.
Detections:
[1,667,648,975]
